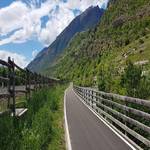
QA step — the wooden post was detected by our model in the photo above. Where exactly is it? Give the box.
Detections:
[7,57,11,110]
[12,59,15,117]
[43,76,45,88]
[28,71,31,100]
[25,70,28,101]
[8,57,16,117]
[37,74,39,89]
[26,69,31,100]
[34,73,37,91]
[40,75,42,88]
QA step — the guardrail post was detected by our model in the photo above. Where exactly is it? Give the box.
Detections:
[93,90,96,111]
[95,91,98,113]
[82,89,87,103]
[85,89,87,104]
[125,100,128,136]
[89,89,91,106]
[83,89,85,101]
[91,90,93,108]
[86,89,88,105]
[88,89,90,106]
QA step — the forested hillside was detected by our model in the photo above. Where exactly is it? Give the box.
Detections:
[27,6,104,72]
[48,0,150,99]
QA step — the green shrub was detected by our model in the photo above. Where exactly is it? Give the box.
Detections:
[50,98,59,112]
[120,61,150,99]
[0,86,65,150]
[139,39,144,44]
[97,65,113,92]
[0,116,21,150]
[21,106,53,150]
[21,129,41,150]
[137,77,150,99]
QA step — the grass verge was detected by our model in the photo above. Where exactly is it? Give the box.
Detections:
[0,85,66,150]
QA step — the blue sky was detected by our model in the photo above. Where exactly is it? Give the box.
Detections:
[0,0,108,67]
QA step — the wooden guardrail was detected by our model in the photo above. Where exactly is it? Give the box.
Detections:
[74,85,150,149]
[0,57,60,116]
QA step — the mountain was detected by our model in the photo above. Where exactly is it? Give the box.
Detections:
[27,6,104,72]
[50,0,150,92]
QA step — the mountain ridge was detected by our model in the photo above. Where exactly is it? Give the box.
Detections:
[49,0,150,89]
[27,6,104,72]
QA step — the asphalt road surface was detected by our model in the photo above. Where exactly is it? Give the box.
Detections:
[65,87,133,150]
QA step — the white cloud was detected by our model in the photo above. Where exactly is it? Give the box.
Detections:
[32,49,38,58]
[0,0,108,46]
[0,0,56,45]
[63,0,107,11]
[0,50,29,68]
[39,4,75,46]
[0,1,29,35]
[38,0,108,46]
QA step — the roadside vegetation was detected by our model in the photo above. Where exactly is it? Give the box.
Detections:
[0,85,66,150]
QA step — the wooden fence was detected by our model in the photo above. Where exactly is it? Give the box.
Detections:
[0,57,60,117]
[74,85,150,149]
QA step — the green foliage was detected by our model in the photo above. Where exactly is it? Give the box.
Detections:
[139,39,144,44]
[137,77,150,99]
[120,61,150,99]
[120,61,142,97]
[21,129,41,150]
[21,106,53,150]
[0,86,66,150]
[47,89,59,112]
[28,89,47,115]
[97,64,114,92]
[0,116,20,150]
[47,85,66,150]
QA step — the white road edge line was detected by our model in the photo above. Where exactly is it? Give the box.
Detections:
[64,88,72,150]
[72,89,138,150]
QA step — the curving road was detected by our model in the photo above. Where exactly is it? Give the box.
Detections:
[65,87,133,150]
